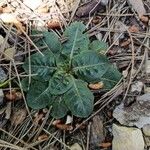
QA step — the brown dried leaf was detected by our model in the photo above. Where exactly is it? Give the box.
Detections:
[5,90,22,101]
[11,109,27,126]
[55,124,73,131]
[89,82,104,90]
[47,19,61,29]
[127,0,146,17]
[128,25,139,33]
[0,13,25,33]
[52,119,62,126]
[140,15,149,23]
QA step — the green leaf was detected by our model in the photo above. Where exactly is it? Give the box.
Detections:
[64,77,94,117]
[21,77,32,92]
[62,22,89,57]
[43,31,61,54]
[51,96,68,118]
[89,40,108,53]
[26,81,54,109]
[72,51,109,82]
[100,65,122,89]
[49,72,73,95]
[23,50,57,81]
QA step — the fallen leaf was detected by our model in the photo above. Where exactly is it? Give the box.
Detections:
[55,124,73,131]
[52,119,62,126]
[5,90,22,101]
[128,25,139,33]
[0,13,25,33]
[4,47,16,60]
[89,82,104,90]
[140,15,149,23]
[127,0,146,17]
[47,19,61,29]
[10,108,27,126]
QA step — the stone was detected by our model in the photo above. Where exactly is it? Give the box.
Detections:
[112,124,145,150]
[70,143,82,150]
[0,67,7,83]
[143,124,150,137]
[131,81,144,93]
[113,93,150,128]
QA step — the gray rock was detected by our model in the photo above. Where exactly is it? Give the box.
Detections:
[143,124,150,137]
[113,93,150,128]
[112,124,145,150]
[101,0,109,6]
[0,67,7,83]
[90,115,105,146]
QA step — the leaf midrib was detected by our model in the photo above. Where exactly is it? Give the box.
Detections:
[73,62,107,70]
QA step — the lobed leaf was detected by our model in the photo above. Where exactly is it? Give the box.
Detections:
[89,40,108,54]
[64,77,94,117]
[72,51,121,89]
[100,65,122,89]
[26,81,54,109]
[43,31,62,54]
[51,96,68,118]
[72,51,109,82]
[49,71,73,95]
[62,22,89,57]
[23,50,57,81]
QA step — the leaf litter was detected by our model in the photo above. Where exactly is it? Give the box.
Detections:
[0,0,150,149]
